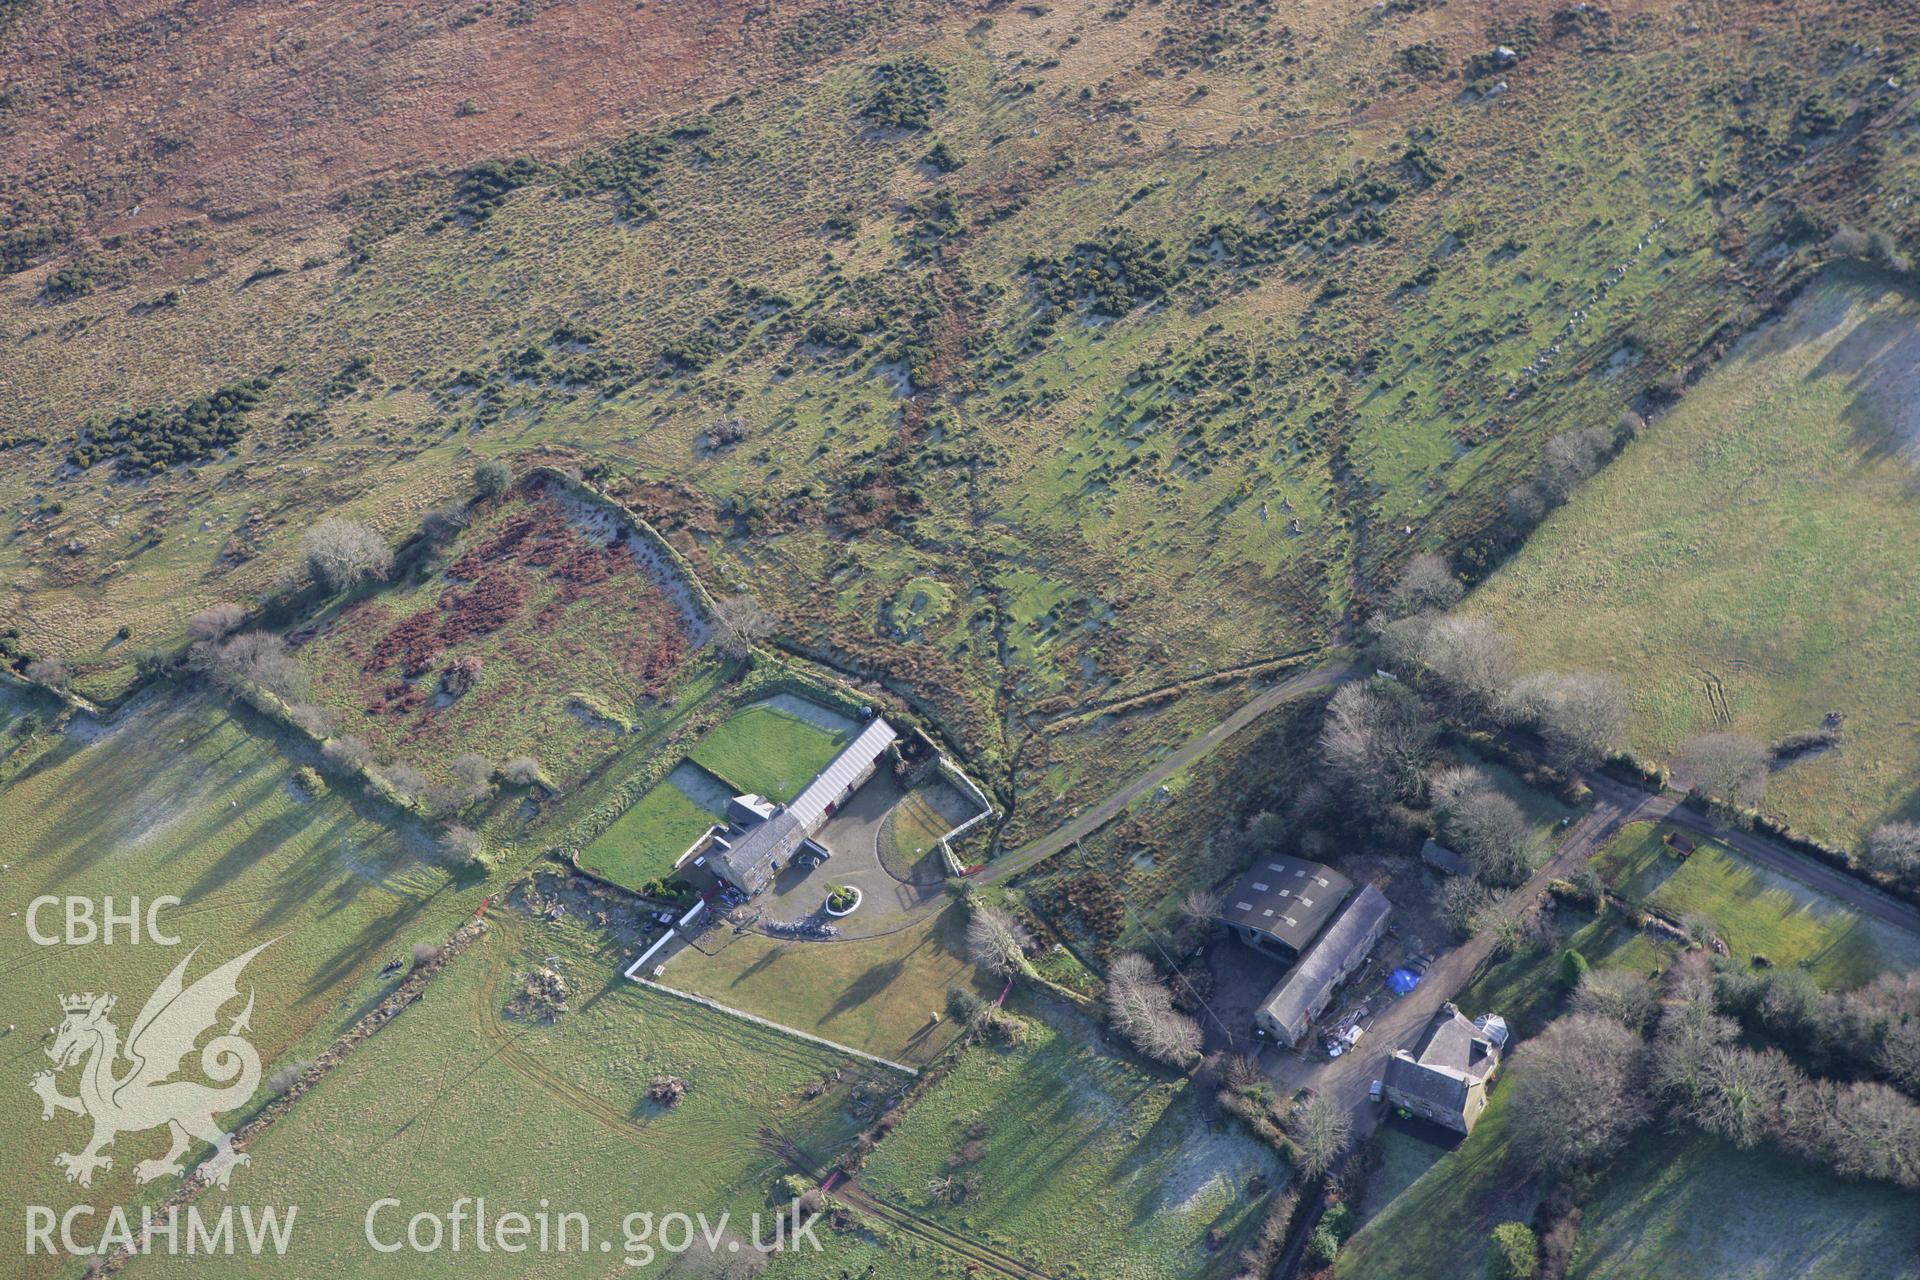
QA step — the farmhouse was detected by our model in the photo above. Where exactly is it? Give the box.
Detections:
[699,716,898,894]
[1252,883,1393,1046]
[1382,1002,1509,1134]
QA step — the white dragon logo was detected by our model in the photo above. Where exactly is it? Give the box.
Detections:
[30,941,270,1190]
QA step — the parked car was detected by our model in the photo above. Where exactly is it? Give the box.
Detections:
[1369,1079,1384,1105]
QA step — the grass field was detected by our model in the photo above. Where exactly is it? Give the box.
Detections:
[842,994,1282,1280]
[1569,1130,1920,1280]
[578,764,728,892]
[1597,821,1920,985]
[1457,903,1666,1043]
[1340,1082,1920,1280]
[0,691,478,1269]
[136,910,881,1278]
[689,702,853,803]
[1473,271,1920,848]
[671,905,993,1065]
[882,777,979,861]
[1337,1089,1535,1280]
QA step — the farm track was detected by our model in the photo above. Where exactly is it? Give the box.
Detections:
[765,1129,1058,1280]
[834,1182,1060,1280]
[980,659,1354,884]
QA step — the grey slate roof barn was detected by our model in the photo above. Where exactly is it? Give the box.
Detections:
[1254,882,1392,1046]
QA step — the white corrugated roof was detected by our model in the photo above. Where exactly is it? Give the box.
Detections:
[789,717,897,828]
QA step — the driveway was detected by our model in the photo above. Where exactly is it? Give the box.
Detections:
[749,771,945,925]
[980,660,1355,884]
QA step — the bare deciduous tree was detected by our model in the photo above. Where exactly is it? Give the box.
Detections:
[1440,785,1543,888]
[441,824,486,869]
[1863,821,1920,884]
[1571,968,1659,1034]
[1677,732,1769,811]
[1650,953,1737,1112]
[1180,888,1224,926]
[302,517,393,593]
[379,762,428,803]
[1504,670,1629,770]
[1295,1092,1353,1180]
[1382,614,1515,725]
[712,593,776,660]
[1389,552,1463,618]
[23,657,68,689]
[966,904,1033,978]
[501,756,543,786]
[1428,765,1491,815]
[1508,1012,1651,1173]
[321,734,374,775]
[451,752,495,802]
[1438,876,1498,936]
[1319,678,1437,805]
[187,602,247,642]
[1540,426,1611,503]
[1686,1044,1799,1150]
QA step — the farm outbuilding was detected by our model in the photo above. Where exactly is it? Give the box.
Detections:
[1420,838,1470,876]
[1254,883,1393,1047]
[1217,855,1355,963]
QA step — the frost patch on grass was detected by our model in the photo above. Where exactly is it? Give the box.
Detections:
[1155,1125,1272,1214]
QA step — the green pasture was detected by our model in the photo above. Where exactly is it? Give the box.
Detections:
[689,702,851,804]
[136,911,877,1278]
[0,692,475,1258]
[1473,272,1920,848]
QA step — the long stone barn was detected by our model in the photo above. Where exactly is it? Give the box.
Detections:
[702,716,899,895]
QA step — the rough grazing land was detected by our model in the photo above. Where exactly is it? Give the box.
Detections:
[5,0,1916,834]
[295,477,709,788]
[1475,271,1920,847]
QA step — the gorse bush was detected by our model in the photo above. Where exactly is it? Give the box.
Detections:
[67,378,269,474]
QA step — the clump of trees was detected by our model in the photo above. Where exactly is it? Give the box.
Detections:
[1388,552,1464,618]
[187,602,247,643]
[1511,952,1920,1196]
[301,518,393,593]
[1429,766,1545,887]
[194,630,310,704]
[1105,952,1202,1068]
